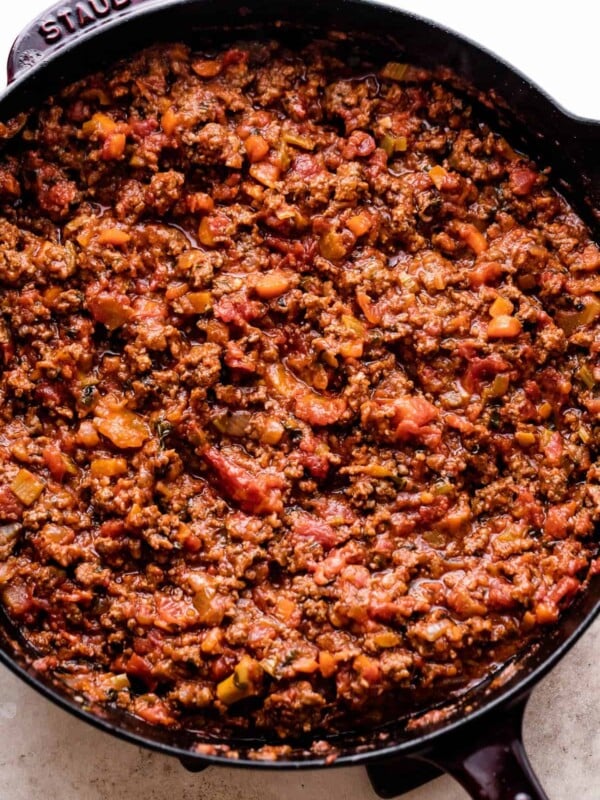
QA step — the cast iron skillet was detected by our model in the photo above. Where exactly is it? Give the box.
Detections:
[0,2,598,798]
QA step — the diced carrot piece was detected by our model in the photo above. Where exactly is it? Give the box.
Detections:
[198,216,216,247]
[489,296,514,317]
[487,315,522,338]
[102,132,127,160]
[429,165,447,190]
[76,420,100,447]
[43,286,62,305]
[245,134,270,163]
[293,657,319,674]
[353,654,381,684]
[254,271,290,299]
[161,108,181,136]
[339,339,364,359]
[192,59,222,78]
[249,162,280,188]
[356,289,380,324]
[94,396,149,449]
[319,230,350,261]
[457,222,488,254]
[515,431,536,447]
[535,602,559,625]
[265,363,302,397]
[187,192,214,214]
[97,228,131,247]
[95,410,149,449]
[165,282,189,301]
[90,458,128,478]
[275,597,297,621]
[11,469,45,506]
[346,212,372,237]
[373,632,401,648]
[82,112,116,137]
[319,651,337,678]
[469,261,503,287]
[183,291,213,313]
[76,228,93,247]
[88,292,132,329]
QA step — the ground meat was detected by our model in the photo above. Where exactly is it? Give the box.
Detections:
[0,39,597,741]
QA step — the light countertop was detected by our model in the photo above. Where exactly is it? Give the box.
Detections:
[0,2,598,798]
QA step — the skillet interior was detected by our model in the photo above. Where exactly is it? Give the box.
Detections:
[0,0,598,765]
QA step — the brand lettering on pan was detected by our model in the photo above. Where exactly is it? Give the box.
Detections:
[38,0,132,44]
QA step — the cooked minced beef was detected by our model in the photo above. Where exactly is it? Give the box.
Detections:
[0,38,597,738]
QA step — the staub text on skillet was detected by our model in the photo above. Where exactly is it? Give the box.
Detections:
[38,0,133,46]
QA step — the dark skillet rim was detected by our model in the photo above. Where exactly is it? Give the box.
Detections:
[4,0,600,128]
[0,0,598,769]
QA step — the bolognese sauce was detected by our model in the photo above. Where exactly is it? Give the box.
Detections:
[0,37,597,738]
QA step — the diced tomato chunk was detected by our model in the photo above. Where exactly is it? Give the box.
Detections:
[2,582,33,617]
[214,295,264,325]
[487,578,518,610]
[125,653,156,689]
[202,447,285,514]
[544,503,576,539]
[463,354,510,393]
[509,166,537,197]
[291,512,339,549]
[0,485,23,520]
[361,395,440,447]
[294,393,347,426]
[99,519,126,538]
[544,432,563,465]
[132,695,176,725]
[42,446,76,482]
[392,396,438,428]
[88,291,132,330]
[155,595,197,630]
[469,261,504,287]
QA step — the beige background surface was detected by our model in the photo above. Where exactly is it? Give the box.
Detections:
[0,1,598,798]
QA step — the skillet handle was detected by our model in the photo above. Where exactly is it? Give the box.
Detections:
[419,696,548,800]
[7,0,156,84]
[367,695,548,800]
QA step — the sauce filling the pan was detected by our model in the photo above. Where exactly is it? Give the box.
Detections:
[0,38,597,739]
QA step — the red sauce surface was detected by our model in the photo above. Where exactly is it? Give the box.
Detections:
[0,38,597,739]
